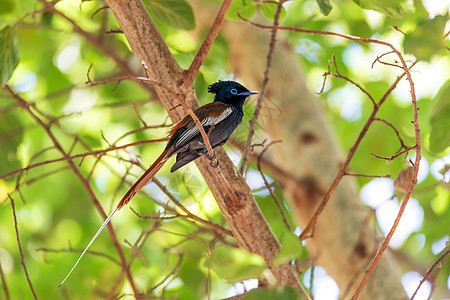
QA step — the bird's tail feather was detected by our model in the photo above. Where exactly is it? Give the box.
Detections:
[59,146,172,287]
[117,146,171,209]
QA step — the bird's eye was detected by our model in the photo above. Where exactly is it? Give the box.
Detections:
[230,88,238,95]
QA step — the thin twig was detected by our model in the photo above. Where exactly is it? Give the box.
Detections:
[152,178,233,237]
[0,138,168,180]
[374,118,408,149]
[410,248,450,300]
[185,0,232,84]
[35,247,121,265]
[256,141,291,231]
[0,252,11,300]
[5,86,138,294]
[371,146,416,162]
[344,172,390,178]
[239,1,286,174]
[8,194,38,300]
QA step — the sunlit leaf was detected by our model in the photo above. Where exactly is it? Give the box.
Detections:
[207,245,265,282]
[147,0,195,30]
[403,14,448,61]
[226,0,257,21]
[0,26,19,85]
[274,232,304,264]
[259,2,287,21]
[429,81,450,153]
[432,185,449,214]
[244,286,301,299]
[352,0,403,18]
[315,0,333,16]
[0,114,22,179]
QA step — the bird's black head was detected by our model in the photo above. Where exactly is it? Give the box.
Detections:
[208,81,257,107]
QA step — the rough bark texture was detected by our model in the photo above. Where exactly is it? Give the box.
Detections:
[217,15,407,300]
[104,0,301,290]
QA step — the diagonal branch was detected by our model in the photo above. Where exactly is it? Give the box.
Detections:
[5,85,139,294]
[8,194,38,300]
[239,1,285,174]
[185,0,233,84]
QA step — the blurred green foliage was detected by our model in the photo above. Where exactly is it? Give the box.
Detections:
[0,0,449,299]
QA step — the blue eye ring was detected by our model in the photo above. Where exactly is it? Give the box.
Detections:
[230,88,238,95]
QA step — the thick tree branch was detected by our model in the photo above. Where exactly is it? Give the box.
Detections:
[104,0,300,289]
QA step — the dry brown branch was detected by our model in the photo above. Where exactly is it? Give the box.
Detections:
[344,172,391,178]
[152,178,233,237]
[0,258,10,300]
[5,85,139,294]
[185,0,233,84]
[0,138,168,180]
[239,1,286,174]
[374,118,408,149]
[8,194,38,300]
[410,248,450,300]
[256,140,291,231]
[35,247,120,265]
[371,145,416,162]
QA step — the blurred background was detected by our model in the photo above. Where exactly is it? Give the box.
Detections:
[0,0,449,299]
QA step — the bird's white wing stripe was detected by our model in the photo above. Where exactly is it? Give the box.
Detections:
[175,107,232,147]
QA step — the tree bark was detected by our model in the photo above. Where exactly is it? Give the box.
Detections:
[104,0,301,291]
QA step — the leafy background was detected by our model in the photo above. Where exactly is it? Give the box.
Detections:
[0,0,449,299]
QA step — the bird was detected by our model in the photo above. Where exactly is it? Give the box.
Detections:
[59,80,257,286]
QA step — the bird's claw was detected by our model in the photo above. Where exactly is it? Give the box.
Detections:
[206,151,219,168]
[210,160,219,168]
[205,150,216,161]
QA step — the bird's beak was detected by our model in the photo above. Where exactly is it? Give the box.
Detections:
[239,91,258,96]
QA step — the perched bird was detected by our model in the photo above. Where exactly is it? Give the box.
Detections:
[60,80,257,286]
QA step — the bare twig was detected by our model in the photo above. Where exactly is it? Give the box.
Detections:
[9,194,38,300]
[344,172,391,179]
[374,118,408,149]
[410,248,450,300]
[0,138,168,180]
[371,146,416,162]
[256,140,291,231]
[0,252,11,300]
[239,1,286,174]
[5,85,138,294]
[152,178,233,237]
[185,0,232,84]
[35,247,121,265]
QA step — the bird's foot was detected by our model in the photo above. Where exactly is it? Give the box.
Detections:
[205,150,216,160]
[205,151,219,168]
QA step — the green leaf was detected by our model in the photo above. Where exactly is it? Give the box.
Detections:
[259,2,287,21]
[432,185,449,215]
[146,0,195,30]
[206,245,266,282]
[315,0,333,16]
[0,0,15,15]
[403,14,448,62]
[226,0,257,21]
[243,286,301,300]
[352,0,403,18]
[0,114,22,179]
[0,26,20,85]
[429,81,450,153]
[274,232,304,265]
